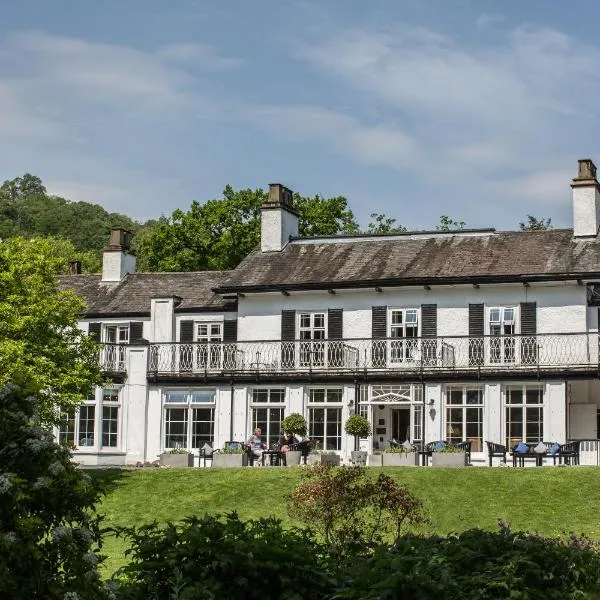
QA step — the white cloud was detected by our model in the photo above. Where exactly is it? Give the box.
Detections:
[476,13,506,29]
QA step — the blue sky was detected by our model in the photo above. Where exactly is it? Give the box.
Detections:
[1,1,599,230]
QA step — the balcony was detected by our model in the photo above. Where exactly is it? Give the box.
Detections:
[146,333,600,381]
[99,343,127,376]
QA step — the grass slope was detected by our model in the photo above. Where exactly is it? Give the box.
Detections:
[94,467,600,576]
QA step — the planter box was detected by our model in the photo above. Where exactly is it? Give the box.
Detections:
[350,450,368,466]
[431,452,467,467]
[308,453,341,466]
[212,453,248,468]
[382,452,418,466]
[159,452,194,467]
[368,454,383,466]
[285,450,302,466]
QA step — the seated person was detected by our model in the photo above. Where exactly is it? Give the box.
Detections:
[278,431,298,452]
[246,428,266,461]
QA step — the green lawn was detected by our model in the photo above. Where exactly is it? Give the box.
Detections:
[94,466,600,576]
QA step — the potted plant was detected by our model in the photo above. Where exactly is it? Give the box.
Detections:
[382,443,417,466]
[344,414,371,466]
[212,447,249,468]
[159,448,194,467]
[431,443,467,467]
[280,413,308,466]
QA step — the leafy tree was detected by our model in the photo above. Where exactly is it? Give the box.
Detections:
[0,385,109,600]
[0,173,46,201]
[366,213,407,234]
[437,215,466,231]
[520,215,553,231]
[136,186,360,272]
[0,237,102,421]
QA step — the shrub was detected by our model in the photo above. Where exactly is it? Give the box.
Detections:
[0,385,109,600]
[344,415,371,438]
[280,413,308,438]
[286,465,426,553]
[333,525,600,599]
[220,447,246,455]
[437,444,464,453]
[112,513,334,600]
[165,448,189,455]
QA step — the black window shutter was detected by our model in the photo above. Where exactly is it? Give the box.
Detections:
[371,306,387,367]
[129,321,146,344]
[328,308,343,339]
[421,304,438,366]
[223,320,238,342]
[281,310,296,368]
[520,302,537,365]
[520,302,537,335]
[420,304,437,337]
[180,320,194,342]
[468,304,484,366]
[88,322,101,342]
[372,306,387,339]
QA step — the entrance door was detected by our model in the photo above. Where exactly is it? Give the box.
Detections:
[391,408,411,442]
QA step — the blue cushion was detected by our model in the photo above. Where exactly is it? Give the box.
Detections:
[516,442,529,453]
[551,442,560,455]
[434,441,445,450]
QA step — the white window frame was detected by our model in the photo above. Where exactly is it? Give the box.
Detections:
[504,384,544,448]
[101,387,121,449]
[489,307,516,364]
[250,388,286,448]
[444,386,484,452]
[163,389,216,450]
[307,387,343,451]
[388,308,419,363]
[194,322,223,370]
[298,312,327,367]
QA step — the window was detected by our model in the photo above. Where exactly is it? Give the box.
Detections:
[195,322,223,369]
[251,388,285,447]
[164,389,216,449]
[101,387,120,448]
[445,387,483,452]
[78,405,96,447]
[505,385,544,447]
[389,309,419,362]
[308,388,343,450]
[489,307,515,364]
[299,312,326,367]
[103,325,129,371]
[58,408,76,446]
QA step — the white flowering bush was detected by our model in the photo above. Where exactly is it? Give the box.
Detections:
[0,385,110,599]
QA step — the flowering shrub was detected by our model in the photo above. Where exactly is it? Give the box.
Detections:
[287,465,427,553]
[0,385,110,600]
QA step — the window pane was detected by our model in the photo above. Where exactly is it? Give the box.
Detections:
[190,390,215,403]
[198,324,208,336]
[526,388,543,404]
[270,389,285,403]
[504,308,514,322]
[314,314,325,328]
[447,389,463,404]
[391,311,402,325]
[102,406,118,447]
[78,405,95,447]
[490,309,500,323]
[58,408,76,446]
[118,327,129,342]
[326,388,343,403]
[192,408,214,447]
[405,310,417,324]
[309,389,325,403]
[300,314,310,328]
[165,408,187,449]
[466,389,482,404]
[102,388,119,403]
[506,388,522,405]
[166,390,188,403]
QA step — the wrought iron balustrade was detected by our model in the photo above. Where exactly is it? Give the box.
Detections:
[99,343,127,373]
[146,332,598,377]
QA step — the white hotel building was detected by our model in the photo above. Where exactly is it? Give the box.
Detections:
[59,159,600,466]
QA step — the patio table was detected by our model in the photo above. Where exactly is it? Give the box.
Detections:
[261,449,286,466]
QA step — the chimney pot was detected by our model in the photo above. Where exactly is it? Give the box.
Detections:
[577,159,597,181]
[68,260,81,275]
[108,228,133,250]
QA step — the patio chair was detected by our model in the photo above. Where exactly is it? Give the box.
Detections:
[198,442,215,467]
[555,441,580,465]
[422,440,447,465]
[485,441,507,467]
[456,441,472,465]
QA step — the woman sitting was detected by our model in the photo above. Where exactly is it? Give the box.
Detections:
[246,428,266,463]
[278,431,298,453]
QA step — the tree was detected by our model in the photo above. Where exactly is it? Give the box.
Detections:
[0,385,109,600]
[0,173,47,201]
[366,213,407,234]
[0,237,102,422]
[520,215,553,231]
[436,215,466,231]
[136,186,360,272]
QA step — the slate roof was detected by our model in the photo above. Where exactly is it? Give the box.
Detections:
[216,229,600,292]
[58,272,236,317]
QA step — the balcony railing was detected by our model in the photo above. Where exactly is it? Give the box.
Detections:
[147,333,599,377]
[99,343,127,373]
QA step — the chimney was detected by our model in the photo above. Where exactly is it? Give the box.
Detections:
[102,228,136,282]
[571,158,600,237]
[260,183,298,251]
[68,260,81,275]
